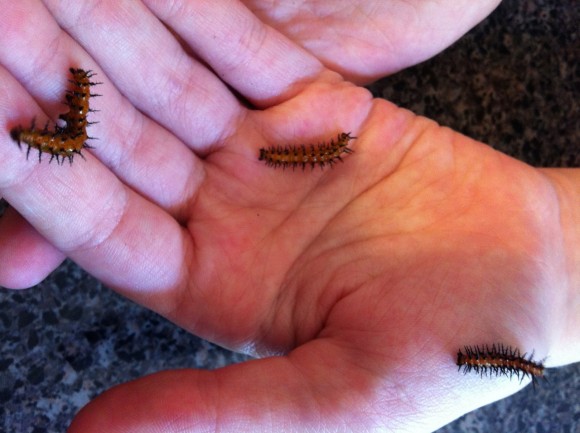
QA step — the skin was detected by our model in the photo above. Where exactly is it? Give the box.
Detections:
[244,0,503,84]
[0,1,578,432]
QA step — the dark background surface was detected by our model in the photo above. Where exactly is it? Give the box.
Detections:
[1,0,578,431]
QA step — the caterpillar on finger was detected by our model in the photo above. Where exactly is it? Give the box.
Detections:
[10,68,101,165]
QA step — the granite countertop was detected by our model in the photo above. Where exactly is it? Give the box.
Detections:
[1,0,578,431]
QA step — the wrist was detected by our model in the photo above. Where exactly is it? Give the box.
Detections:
[540,168,580,363]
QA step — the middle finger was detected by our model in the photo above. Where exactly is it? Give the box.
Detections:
[43,0,245,155]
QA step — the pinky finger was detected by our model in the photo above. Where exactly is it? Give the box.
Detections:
[0,206,65,289]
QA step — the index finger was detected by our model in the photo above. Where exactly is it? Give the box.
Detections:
[142,0,326,107]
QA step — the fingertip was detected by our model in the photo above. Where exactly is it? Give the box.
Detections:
[0,207,65,289]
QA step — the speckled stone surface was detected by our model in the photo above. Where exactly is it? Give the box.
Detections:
[1,0,578,432]
[0,263,252,432]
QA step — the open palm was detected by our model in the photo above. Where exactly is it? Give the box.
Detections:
[0,1,577,432]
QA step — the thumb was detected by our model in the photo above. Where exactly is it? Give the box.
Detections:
[66,343,380,432]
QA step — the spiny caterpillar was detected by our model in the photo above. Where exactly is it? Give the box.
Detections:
[10,68,100,165]
[259,132,355,169]
[457,344,545,387]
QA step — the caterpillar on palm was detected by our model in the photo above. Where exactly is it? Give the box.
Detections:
[259,132,355,170]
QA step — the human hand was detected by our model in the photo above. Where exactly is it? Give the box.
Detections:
[0,0,503,285]
[1,1,578,432]
[242,0,502,84]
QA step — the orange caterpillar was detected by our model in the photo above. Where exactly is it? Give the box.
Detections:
[10,68,100,165]
[259,132,355,169]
